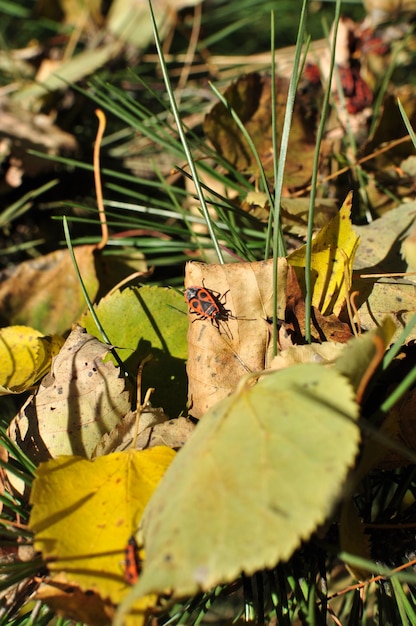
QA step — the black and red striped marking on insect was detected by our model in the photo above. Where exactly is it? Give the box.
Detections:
[123,535,142,585]
[185,281,255,339]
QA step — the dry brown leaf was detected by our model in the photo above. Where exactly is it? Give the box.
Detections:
[93,405,169,456]
[203,73,316,188]
[0,107,77,180]
[285,266,353,343]
[134,417,195,450]
[0,247,98,335]
[36,579,114,626]
[185,259,287,418]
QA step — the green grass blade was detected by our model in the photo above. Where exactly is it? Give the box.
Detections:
[0,179,58,229]
[62,217,131,382]
[270,0,309,355]
[380,364,416,414]
[398,98,416,149]
[304,0,342,343]
[147,0,223,264]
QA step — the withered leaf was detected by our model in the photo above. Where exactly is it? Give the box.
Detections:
[204,73,316,188]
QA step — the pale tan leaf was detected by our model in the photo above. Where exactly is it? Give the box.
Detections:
[185,259,287,418]
[8,326,130,462]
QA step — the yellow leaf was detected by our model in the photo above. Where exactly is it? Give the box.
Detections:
[287,192,360,316]
[29,447,175,612]
[0,326,64,395]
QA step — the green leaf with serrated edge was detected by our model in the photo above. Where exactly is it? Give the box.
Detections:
[114,364,359,622]
[81,285,188,417]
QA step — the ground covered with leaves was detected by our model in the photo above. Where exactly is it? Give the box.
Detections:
[1,1,416,625]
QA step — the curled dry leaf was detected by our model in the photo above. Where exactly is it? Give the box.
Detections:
[288,192,360,317]
[8,326,131,465]
[285,266,353,344]
[203,72,316,188]
[133,417,195,451]
[185,259,287,418]
[94,405,169,456]
[36,580,114,626]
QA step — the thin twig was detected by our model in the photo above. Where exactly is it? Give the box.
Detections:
[94,109,109,250]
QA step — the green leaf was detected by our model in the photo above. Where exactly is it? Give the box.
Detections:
[81,285,188,417]
[119,364,360,608]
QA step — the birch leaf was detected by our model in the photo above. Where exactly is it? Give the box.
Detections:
[29,447,175,616]
[116,364,359,617]
[81,285,188,418]
[0,326,63,395]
